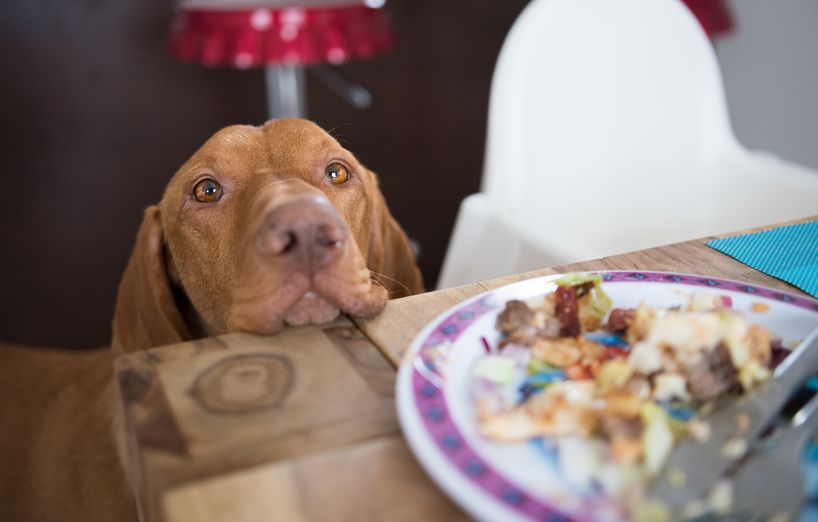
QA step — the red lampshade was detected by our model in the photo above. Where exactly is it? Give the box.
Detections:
[682,0,734,38]
[168,4,395,68]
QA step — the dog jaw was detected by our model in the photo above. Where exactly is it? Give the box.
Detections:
[227,239,388,335]
[312,256,389,319]
[227,278,387,334]
[282,292,340,326]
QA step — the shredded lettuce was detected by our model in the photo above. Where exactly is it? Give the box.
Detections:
[527,358,557,375]
[591,284,613,317]
[640,402,674,476]
[555,272,603,287]
[555,272,613,317]
[473,356,517,384]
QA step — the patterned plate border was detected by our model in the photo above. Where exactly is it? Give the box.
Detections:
[408,271,818,521]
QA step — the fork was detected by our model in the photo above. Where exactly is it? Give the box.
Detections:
[653,325,818,516]
[723,388,818,521]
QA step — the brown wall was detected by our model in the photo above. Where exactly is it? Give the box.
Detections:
[0,0,528,348]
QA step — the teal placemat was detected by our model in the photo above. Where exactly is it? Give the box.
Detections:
[706,220,818,298]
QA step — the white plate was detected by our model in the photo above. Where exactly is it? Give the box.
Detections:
[396,271,818,521]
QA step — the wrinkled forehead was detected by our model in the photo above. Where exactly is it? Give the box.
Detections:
[260,118,341,159]
[194,119,342,169]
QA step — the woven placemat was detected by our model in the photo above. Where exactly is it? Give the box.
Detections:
[707,220,818,298]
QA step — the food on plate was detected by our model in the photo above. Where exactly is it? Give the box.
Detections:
[471,273,776,505]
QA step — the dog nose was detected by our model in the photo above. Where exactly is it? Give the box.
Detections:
[256,196,348,270]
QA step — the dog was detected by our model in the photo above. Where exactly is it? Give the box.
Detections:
[0,119,424,521]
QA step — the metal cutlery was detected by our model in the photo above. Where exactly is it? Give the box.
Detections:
[651,325,818,517]
[726,388,818,520]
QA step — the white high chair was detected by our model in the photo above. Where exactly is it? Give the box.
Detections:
[436,0,818,289]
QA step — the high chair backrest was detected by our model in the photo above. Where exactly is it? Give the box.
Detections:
[482,0,737,218]
[436,0,818,290]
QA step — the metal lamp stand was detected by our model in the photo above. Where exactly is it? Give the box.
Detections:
[265,65,308,119]
[264,64,372,119]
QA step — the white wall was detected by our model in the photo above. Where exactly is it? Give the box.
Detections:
[716,0,818,170]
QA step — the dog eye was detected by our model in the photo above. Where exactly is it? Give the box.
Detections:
[325,162,349,185]
[192,179,223,203]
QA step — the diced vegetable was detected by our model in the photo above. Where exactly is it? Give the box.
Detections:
[596,359,633,393]
[472,356,517,384]
[526,370,567,387]
[474,284,776,516]
[565,364,591,381]
[555,273,613,330]
[527,358,556,375]
[640,402,674,476]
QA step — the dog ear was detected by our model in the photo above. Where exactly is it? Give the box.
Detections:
[111,206,190,354]
[368,188,425,298]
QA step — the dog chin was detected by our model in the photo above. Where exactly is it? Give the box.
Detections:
[282,291,341,326]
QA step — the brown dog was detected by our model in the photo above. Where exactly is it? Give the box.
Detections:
[0,119,423,521]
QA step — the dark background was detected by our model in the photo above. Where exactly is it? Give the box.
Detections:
[0,1,529,348]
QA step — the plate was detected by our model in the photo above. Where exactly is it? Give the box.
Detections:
[396,271,818,521]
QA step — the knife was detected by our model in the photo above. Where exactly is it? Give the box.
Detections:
[650,324,818,516]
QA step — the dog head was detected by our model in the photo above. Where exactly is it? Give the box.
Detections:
[111,119,423,354]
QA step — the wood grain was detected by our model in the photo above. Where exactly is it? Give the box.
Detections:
[162,435,468,522]
[353,283,487,366]
[480,235,810,294]
[116,321,402,522]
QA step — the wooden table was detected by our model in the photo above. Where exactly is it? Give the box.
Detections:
[116,220,816,522]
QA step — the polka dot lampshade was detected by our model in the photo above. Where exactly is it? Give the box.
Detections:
[168,0,395,68]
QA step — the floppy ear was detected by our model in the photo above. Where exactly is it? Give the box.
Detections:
[111,206,190,354]
[368,188,425,298]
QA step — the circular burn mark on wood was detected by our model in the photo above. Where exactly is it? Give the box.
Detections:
[190,353,294,414]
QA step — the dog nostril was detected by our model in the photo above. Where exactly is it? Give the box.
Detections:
[315,223,344,249]
[281,231,298,253]
[257,221,301,257]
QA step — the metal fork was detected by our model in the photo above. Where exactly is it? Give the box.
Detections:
[653,325,818,516]
[725,388,818,521]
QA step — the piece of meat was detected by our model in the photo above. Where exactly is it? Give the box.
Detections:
[683,343,738,401]
[598,413,644,463]
[769,338,788,370]
[496,300,539,345]
[496,299,562,345]
[606,308,636,333]
[496,300,533,333]
[556,286,580,337]
[599,413,643,441]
